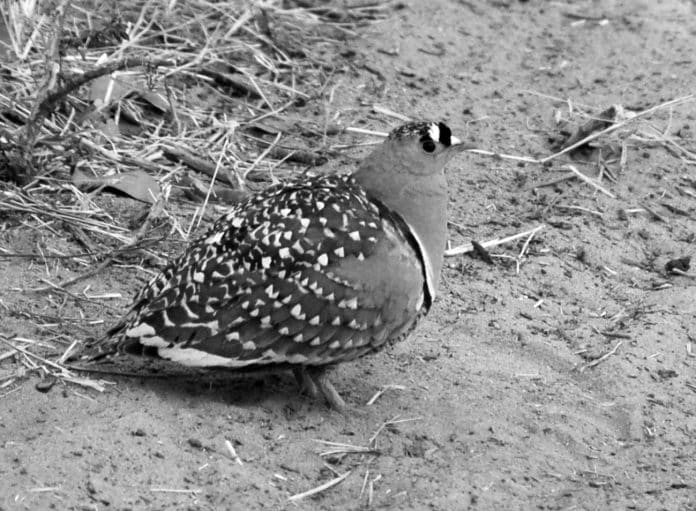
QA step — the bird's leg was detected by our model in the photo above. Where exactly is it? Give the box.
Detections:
[306,366,347,413]
[293,367,319,398]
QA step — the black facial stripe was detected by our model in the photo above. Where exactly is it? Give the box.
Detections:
[437,122,452,147]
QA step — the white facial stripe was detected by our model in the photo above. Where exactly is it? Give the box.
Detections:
[428,123,440,144]
[451,135,461,145]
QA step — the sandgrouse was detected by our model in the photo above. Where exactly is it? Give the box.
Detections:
[101,121,470,410]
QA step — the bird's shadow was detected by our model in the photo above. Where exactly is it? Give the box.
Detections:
[72,357,371,420]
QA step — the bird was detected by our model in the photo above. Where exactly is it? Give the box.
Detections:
[93,120,471,411]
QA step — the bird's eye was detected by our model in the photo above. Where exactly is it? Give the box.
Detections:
[422,140,436,153]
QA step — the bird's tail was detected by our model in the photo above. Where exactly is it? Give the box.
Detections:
[72,322,126,362]
[75,319,164,363]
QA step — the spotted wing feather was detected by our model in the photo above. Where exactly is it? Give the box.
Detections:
[116,175,428,368]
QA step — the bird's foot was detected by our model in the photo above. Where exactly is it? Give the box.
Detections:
[295,366,371,419]
[293,367,320,398]
[313,369,347,413]
[303,366,350,415]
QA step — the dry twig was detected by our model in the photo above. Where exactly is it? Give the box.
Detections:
[565,165,616,198]
[445,225,545,257]
[288,471,351,502]
[578,341,622,373]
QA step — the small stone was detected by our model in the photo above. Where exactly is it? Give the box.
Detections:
[188,438,203,449]
[665,256,690,274]
[35,377,56,393]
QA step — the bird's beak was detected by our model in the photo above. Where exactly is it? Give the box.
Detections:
[449,137,477,152]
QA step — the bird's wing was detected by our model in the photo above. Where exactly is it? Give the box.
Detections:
[115,175,427,368]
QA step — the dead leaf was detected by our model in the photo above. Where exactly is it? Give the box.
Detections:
[89,74,133,106]
[72,167,161,204]
[89,73,170,134]
[139,90,169,112]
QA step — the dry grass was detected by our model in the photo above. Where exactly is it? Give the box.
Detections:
[0,0,394,397]
[0,0,394,219]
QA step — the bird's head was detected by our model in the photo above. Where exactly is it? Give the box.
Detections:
[353,119,472,191]
[380,120,474,176]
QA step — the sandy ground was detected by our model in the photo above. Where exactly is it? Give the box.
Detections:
[2,0,696,509]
